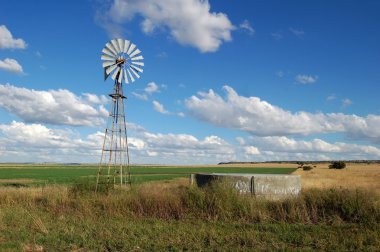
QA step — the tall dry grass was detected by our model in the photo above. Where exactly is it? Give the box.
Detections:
[294,163,380,195]
[0,179,379,225]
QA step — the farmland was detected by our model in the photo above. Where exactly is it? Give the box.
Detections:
[0,164,296,186]
[0,163,379,251]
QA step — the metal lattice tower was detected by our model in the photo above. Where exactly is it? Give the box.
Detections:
[96,39,144,191]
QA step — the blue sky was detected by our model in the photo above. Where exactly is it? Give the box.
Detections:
[0,0,379,164]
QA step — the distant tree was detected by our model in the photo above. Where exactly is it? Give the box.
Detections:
[303,165,313,171]
[329,161,346,169]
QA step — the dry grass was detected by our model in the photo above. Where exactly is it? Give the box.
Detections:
[0,185,69,205]
[293,163,380,195]
[0,178,40,184]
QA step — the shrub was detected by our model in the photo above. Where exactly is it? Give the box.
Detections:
[302,165,313,171]
[329,161,346,169]
[69,177,112,196]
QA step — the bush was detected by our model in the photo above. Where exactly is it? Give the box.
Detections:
[329,161,346,169]
[302,165,313,171]
[69,177,112,196]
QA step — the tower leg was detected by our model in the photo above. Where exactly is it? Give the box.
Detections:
[95,81,131,191]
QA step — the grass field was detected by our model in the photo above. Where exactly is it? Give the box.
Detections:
[1,163,379,250]
[0,164,296,186]
[0,179,379,251]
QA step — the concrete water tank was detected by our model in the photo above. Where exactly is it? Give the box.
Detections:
[192,173,301,199]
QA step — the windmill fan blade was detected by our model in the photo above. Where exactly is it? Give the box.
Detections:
[111,39,121,53]
[131,55,143,61]
[123,69,129,84]
[104,68,110,81]
[117,39,124,54]
[111,67,120,80]
[127,43,136,55]
[102,61,116,68]
[105,42,118,56]
[127,69,135,82]
[123,40,130,53]
[130,65,143,73]
[101,54,115,61]
[102,47,116,57]
[106,64,118,75]
[131,61,144,67]
[118,68,123,83]
[129,67,140,79]
[129,48,141,58]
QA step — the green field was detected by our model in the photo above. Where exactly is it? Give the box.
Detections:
[0,164,296,186]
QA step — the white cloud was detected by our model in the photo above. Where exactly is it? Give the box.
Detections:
[0,120,237,164]
[144,82,159,94]
[0,25,27,49]
[0,58,23,73]
[295,74,318,84]
[132,92,148,101]
[0,121,100,163]
[342,98,353,108]
[134,130,235,163]
[244,146,260,155]
[185,85,380,143]
[83,93,108,104]
[289,27,304,38]
[2,120,380,164]
[153,100,169,114]
[326,94,336,101]
[0,84,108,126]
[246,136,380,159]
[177,112,185,117]
[239,20,255,36]
[102,0,234,52]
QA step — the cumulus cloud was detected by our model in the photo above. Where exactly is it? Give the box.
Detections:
[0,121,100,162]
[132,92,148,101]
[185,85,380,143]
[134,130,235,163]
[342,98,353,108]
[2,120,380,163]
[101,0,234,52]
[153,100,169,114]
[246,136,380,159]
[0,120,236,164]
[326,94,336,101]
[144,82,159,94]
[177,112,185,117]
[239,20,255,36]
[0,84,108,126]
[0,58,23,73]
[295,74,318,84]
[0,25,27,49]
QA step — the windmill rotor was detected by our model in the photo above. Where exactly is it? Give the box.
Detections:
[101,39,144,84]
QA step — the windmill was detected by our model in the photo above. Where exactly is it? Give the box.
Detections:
[96,38,144,191]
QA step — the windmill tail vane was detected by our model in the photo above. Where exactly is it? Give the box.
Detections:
[96,38,144,192]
